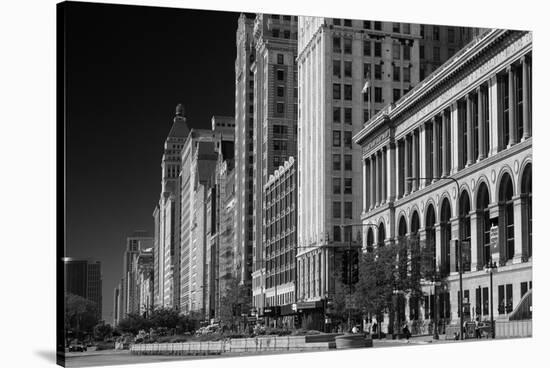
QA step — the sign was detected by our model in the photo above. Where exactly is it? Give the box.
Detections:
[291,303,297,312]
[489,225,499,253]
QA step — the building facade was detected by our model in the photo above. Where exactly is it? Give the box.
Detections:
[122,231,153,317]
[262,157,297,327]
[250,13,299,316]
[153,105,189,309]
[63,257,103,320]
[355,29,532,332]
[234,14,255,291]
[134,248,154,316]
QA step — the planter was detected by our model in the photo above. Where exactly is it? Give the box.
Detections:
[335,334,372,349]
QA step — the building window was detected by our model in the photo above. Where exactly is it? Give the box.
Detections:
[500,174,515,261]
[433,46,440,62]
[333,201,341,218]
[333,36,341,53]
[344,38,352,54]
[333,131,341,147]
[363,40,371,56]
[333,154,341,171]
[277,86,285,97]
[374,42,381,57]
[344,84,352,100]
[344,131,352,148]
[393,43,400,60]
[333,84,341,100]
[402,23,410,34]
[374,64,382,80]
[272,29,280,38]
[403,67,410,83]
[333,59,341,78]
[374,21,382,30]
[393,88,401,103]
[333,19,341,26]
[283,30,290,39]
[403,45,410,60]
[344,19,352,27]
[344,154,352,171]
[363,63,371,79]
[448,28,455,43]
[420,45,425,59]
[393,65,400,82]
[344,178,352,194]
[433,26,440,41]
[277,54,284,64]
[344,202,352,218]
[333,177,341,194]
[276,102,285,114]
[375,87,382,103]
[363,20,371,29]
[458,191,471,272]
[333,106,341,123]
[344,61,352,78]
[393,23,400,33]
[334,226,341,241]
[277,70,285,81]
[363,109,369,122]
[344,108,352,124]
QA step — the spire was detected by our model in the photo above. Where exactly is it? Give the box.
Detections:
[175,103,186,121]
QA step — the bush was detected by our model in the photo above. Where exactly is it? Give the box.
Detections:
[95,341,115,351]
[291,329,321,336]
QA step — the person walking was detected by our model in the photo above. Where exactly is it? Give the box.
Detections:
[402,323,411,342]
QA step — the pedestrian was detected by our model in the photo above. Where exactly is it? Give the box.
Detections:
[352,325,359,334]
[402,323,411,341]
[372,322,378,335]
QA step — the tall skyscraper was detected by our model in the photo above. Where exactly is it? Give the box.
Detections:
[295,17,478,328]
[234,14,255,291]
[63,257,103,320]
[122,231,153,316]
[249,13,299,316]
[153,105,189,309]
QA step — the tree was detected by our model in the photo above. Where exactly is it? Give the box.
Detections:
[116,313,150,335]
[219,276,251,332]
[352,238,436,336]
[148,308,180,330]
[93,323,113,341]
[65,293,99,341]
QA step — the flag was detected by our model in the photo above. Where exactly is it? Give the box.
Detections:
[361,73,371,94]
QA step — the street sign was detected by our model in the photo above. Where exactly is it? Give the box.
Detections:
[489,225,499,252]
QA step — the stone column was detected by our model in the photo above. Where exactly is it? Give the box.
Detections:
[442,110,448,176]
[466,94,473,166]
[521,56,531,140]
[388,143,396,202]
[369,155,375,210]
[383,147,387,201]
[450,102,459,174]
[412,131,418,191]
[449,217,460,274]
[395,141,401,199]
[512,195,524,264]
[404,135,410,195]
[469,210,479,271]
[508,66,517,147]
[434,223,442,272]
[376,150,384,205]
[432,117,439,182]
[374,152,379,207]
[488,75,500,156]
[363,157,368,212]
[477,86,486,161]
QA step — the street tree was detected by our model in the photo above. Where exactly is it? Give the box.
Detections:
[65,293,99,341]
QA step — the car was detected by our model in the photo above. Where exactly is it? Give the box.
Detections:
[68,343,87,352]
[477,321,493,338]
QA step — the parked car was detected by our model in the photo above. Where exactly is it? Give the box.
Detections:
[477,321,493,338]
[68,343,87,352]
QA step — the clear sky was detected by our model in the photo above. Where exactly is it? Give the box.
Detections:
[64,1,247,322]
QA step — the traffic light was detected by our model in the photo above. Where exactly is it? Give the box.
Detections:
[293,315,300,328]
[325,299,335,316]
[341,250,350,284]
[350,250,359,284]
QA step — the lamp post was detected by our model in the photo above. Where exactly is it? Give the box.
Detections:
[406,176,463,340]
[340,222,379,332]
[485,261,498,339]
[432,273,441,340]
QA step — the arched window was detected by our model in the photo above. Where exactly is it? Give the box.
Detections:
[499,173,515,261]
[440,198,451,276]
[377,222,386,248]
[410,211,420,321]
[458,191,471,272]
[521,164,532,259]
[366,228,374,253]
[425,205,436,273]
[476,183,491,269]
[398,216,408,279]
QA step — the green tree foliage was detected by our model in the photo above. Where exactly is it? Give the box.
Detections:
[219,276,251,331]
[65,293,99,339]
[116,313,150,335]
[93,323,113,341]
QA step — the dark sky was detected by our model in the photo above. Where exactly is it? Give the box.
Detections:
[64,1,245,322]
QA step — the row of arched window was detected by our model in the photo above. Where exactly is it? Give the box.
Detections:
[365,163,532,275]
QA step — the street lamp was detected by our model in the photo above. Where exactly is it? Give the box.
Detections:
[484,261,498,339]
[432,273,441,340]
[406,175,464,340]
[339,222,379,332]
